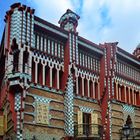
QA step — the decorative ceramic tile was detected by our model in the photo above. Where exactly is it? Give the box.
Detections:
[79,106,93,113]
[123,104,135,125]
[36,102,49,124]
[15,93,21,111]
[64,74,74,136]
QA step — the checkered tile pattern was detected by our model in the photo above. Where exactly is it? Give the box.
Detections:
[17,131,23,140]
[123,105,134,113]
[64,74,74,136]
[123,105,135,125]
[15,93,23,140]
[15,93,21,111]
[34,96,51,103]
[79,106,93,113]
[10,11,21,45]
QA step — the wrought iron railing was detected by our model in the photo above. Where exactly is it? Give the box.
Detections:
[120,127,140,139]
[74,124,103,139]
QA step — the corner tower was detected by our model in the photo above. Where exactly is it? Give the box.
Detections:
[59,9,80,138]
[133,44,140,59]
[1,3,35,139]
[59,9,80,32]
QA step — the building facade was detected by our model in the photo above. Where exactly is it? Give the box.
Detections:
[0,3,140,140]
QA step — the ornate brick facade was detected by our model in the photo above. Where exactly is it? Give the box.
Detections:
[0,3,140,140]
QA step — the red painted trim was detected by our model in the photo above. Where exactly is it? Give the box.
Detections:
[8,90,17,131]
[117,47,140,62]
[34,16,68,35]
[7,14,11,51]
[78,36,103,51]
[10,3,21,9]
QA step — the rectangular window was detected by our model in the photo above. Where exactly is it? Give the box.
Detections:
[77,111,98,136]
[83,113,91,135]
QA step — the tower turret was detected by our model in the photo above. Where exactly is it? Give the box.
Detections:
[4,3,35,76]
[133,44,140,59]
[58,9,80,32]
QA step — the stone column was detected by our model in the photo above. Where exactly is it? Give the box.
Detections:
[87,79,90,97]
[92,79,95,99]
[81,75,85,96]
[42,64,46,86]
[116,81,118,100]
[57,67,60,89]
[119,84,121,101]
[76,76,79,95]
[49,67,53,88]
[35,59,39,84]
[128,87,131,104]
[98,81,100,100]
[124,86,126,102]
[132,89,134,105]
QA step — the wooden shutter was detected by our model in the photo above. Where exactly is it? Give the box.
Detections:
[77,111,83,135]
[91,112,98,135]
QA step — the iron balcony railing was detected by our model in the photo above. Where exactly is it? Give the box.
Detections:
[74,124,103,139]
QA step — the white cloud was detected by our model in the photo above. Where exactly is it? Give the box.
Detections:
[28,0,140,53]
[29,0,74,24]
[77,0,140,53]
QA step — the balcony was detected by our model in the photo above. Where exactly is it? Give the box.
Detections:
[120,127,140,140]
[74,124,103,140]
[6,63,31,89]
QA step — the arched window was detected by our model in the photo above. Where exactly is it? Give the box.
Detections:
[23,47,29,73]
[11,38,19,72]
[125,115,132,127]
[52,68,57,89]
[31,58,35,83]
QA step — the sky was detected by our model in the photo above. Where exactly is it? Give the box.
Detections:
[0,0,140,54]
